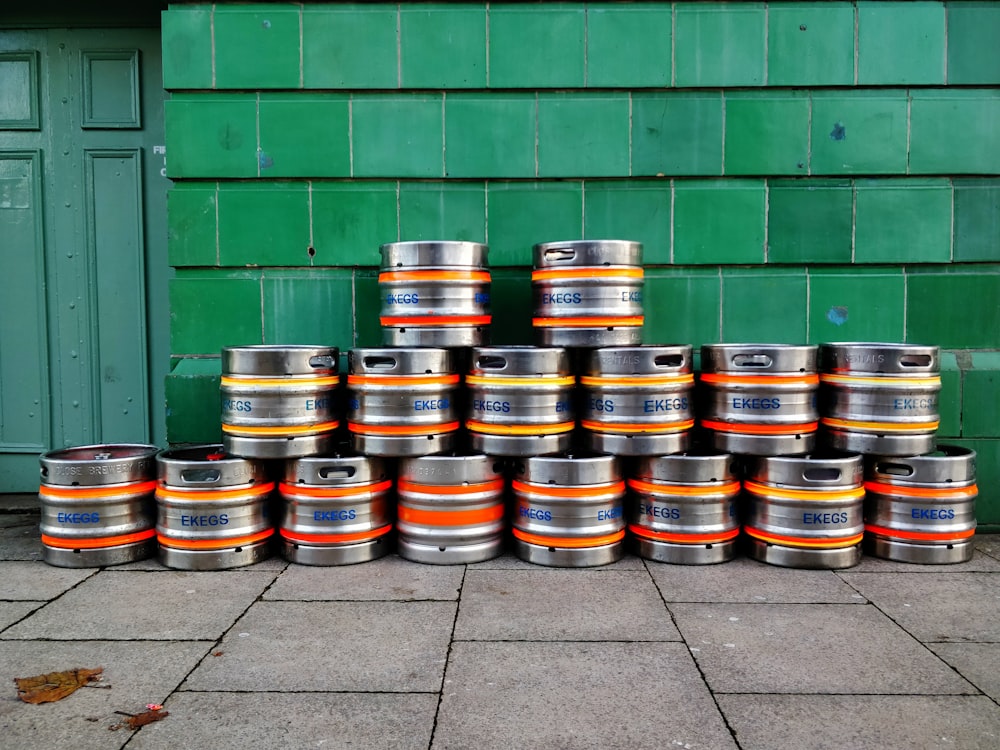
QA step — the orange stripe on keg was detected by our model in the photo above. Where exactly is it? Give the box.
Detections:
[512,479,626,498]
[379,315,493,327]
[279,524,392,545]
[466,420,575,436]
[513,527,626,548]
[744,526,864,549]
[39,479,158,500]
[222,420,340,437]
[743,479,865,502]
[347,374,461,387]
[864,523,976,542]
[579,374,695,387]
[580,419,695,434]
[42,529,156,550]
[157,528,274,551]
[627,478,742,496]
[821,417,940,433]
[531,267,644,281]
[701,419,818,436]
[700,373,820,387]
[378,270,491,283]
[155,482,275,501]
[220,375,340,387]
[863,481,978,500]
[397,504,505,527]
[347,421,460,436]
[465,374,576,387]
[278,480,393,498]
[820,373,941,387]
[628,525,740,545]
[397,478,505,495]
[532,316,644,328]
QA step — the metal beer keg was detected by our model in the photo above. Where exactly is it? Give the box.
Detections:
[532,240,644,347]
[39,444,159,567]
[379,241,491,347]
[820,343,940,455]
[221,345,339,459]
[580,345,694,456]
[700,344,819,455]
[511,453,625,567]
[397,453,505,564]
[156,445,274,570]
[864,446,977,564]
[465,346,575,456]
[628,453,741,564]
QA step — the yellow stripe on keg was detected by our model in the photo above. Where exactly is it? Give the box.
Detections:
[863,480,978,500]
[467,420,575,436]
[512,527,626,548]
[821,417,940,433]
[531,267,644,281]
[700,373,820,386]
[819,373,941,387]
[222,420,340,436]
[627,478,742,496]
[465,374,576,387]
[155,482,276,501]
[378,270,491,283]
[745,526,864,549]
[221,375,340,387]
[743,479,865,502]
[578,374,695,387]
[580,419,695,434]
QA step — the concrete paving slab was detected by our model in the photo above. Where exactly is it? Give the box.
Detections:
[0,561,95,599]
[0,601,41,631]
[263,554,464,601]
[839,572,1000,642]
[848,549,1000,572]
[929,643,1000,703]
[646,556,866,603]
[112,555,289,572]
[717,694,1000,750]
[183,600,455,692]
[1,570,277,640]
[467,552,645,570]
[128,691,438,750]
[454,569,678,641]
[433,641,737,750]
[0,514,43,561]
[670,603,976,694]
[0,640,213,750]
[975,535,1000,560]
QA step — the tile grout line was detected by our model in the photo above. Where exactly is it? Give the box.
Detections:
[906,89,912,176]
[628,92,633,178]
[348,97,354,178]
[396,181,401,242]
[763,2,769,86]
[763,179,770,264]
[850,179,857,263]
[255,92,261,178]
[441,92,447,178]
[427,565,467,749]
[943,4,949,86]
[534,91,539,178]
[215,181,221,266]
[853,3,859,86]
[396,4,402,89]
[949,179,955,262]
[670,2,676,88]
[806,93,813,176]
[805,266,811,342]
[720,92,727,176]
[259,272,266,343]
[307,181,314,266]
[210,4,216,89]
[298,3,304,89]
[484,2,490,88]
[669,178,675,264]
[582,3,588,88]
[717,266,724,341]
[483,182,489,244]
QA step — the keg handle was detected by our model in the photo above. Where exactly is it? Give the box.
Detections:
[363,356,398,370]
[542,247,576,262]
[93,452,112,460]
[732,354,773,368]
[654,354,685,368]
[874,462,914,477]
[319,465,356,479]
[309,355,337,370]
[476,355,508,370]
[179,468,222,484]
[801,467,842,483]
[898,354,933,368]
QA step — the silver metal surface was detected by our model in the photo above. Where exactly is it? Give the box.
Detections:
[40,443,158,487]
[746,538,862,569]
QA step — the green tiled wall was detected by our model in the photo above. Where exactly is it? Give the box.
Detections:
[163,1,1000,529]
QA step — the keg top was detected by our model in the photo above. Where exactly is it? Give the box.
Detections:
[379,241,489,270]
[399,453,504,485]
[284,454,388,486]
[532,240,642,268]
[867,445,977,486]
[584,345,692,376]
[634,452,738,484]
[819,343,940,374]
[701,344,818,374]
[157,444,268,488]
[747,454,864,489]
[349,347,454,375]
[470,346,570,376]
[39,443,158,487]
[517,453,621,486]
[222,345,339,376]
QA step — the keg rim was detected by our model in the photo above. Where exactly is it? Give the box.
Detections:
[40,443,159,464]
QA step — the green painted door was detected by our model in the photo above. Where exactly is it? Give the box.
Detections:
[0,27,169,491]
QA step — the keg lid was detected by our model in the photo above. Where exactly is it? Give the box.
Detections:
[867,445,976,486]
[284,454,389,486]
[222,345,339,376]
[470,346,570,376]
[517,453,621,486]
[399,453,504,485]
[819,343,939,375]
[584,345,691,376]
[532,240,642,268]
[701,344,818,374]
[157,444,267,488]
[634,452,737,484]
[39,444,158,487]
[379,241,489,270]
[747,454,864,489]
[349,347,454,376]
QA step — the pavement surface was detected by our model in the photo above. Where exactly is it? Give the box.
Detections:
[1,507,999,749]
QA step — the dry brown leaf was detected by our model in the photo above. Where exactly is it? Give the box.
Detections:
[109,709,169,731]
[14,667,104,704]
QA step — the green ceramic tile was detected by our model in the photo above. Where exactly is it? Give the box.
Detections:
[807,269,905,345]
[486,182,583,266]
[302,5,398,88]
[937,351,961,438]
[490,268,534,346]
[161,7,212,89]
[398,182,486,243]
[262,269,354,348]
[217,183,310,267]
[400,4,486,88]
[949,438,1000,527]
[584,181,671,265]
[170,270,262,355]
[214,6,300,89]
[953,179,1000,262]
[631,92,724,176]
[767,2,854,86]
[810,91,908,175]
[168,184,217,267]
[586,3,671,87]
[164,95,257,178]
[537,93,629,177]
[353,269,383,347]
[910,91,1000,174]
[165,358,222,444]
[673,180,766,264]
[961,353,1000,439]
[643,268,722,347]
[858,1,945,84]
[445,93,535,178]
[489,4,585,88]
[721,269,808,343]
[906,272,1000,348]
[948,2,1000,84]
[767,180,852,264]
[724,93,809,175]
[675,2,765,87]
[854,179,952,263]
[259,94,350,178]
[312,183,397,267]
[352,95,444,178]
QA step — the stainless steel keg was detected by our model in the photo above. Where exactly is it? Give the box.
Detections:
[221,345,339,459]
[864,446,977,564]
[511,453,625,567]
[38,444,159,567]
[379,241,491,347]
[744,454,865,569]
[532,240,644,347]
[580,345,694,456]
[397,453,505,564]
[465,346,575,456]
[156,445,274,570]
[820,343,940,455]
[347,348,459,457]
[700,344,819,456]
[279,453,393,566]
[628,453,741,564]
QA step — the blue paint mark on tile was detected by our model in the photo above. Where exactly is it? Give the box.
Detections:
[258,151,274,169]
[830,122,846,141]
[827,306,848,326]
